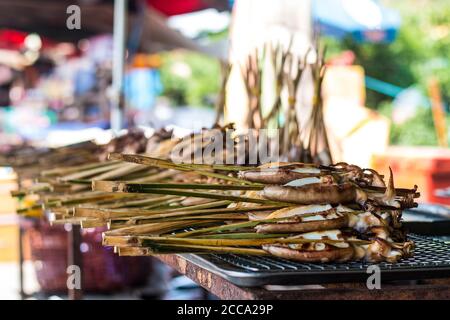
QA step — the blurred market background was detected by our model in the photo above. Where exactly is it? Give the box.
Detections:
[0,0,449,299]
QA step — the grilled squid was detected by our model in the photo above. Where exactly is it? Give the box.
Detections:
[247,211,273,221]
[262,230,356,262]
[255,205,349,234]
[260,167,416,209]
[362,168,386,187]
[238,166,326,185]
[239,162,390,189]
[263,243,355,263]
[228,190,266,209]
[256,204,402,235]
[261,181,359,205]
[347,209,402,233]
[370,168,400,208]
[362,238,414,263]
[262,230,414,263]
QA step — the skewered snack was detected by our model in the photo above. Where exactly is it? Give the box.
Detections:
[236,163,416,262]
[77,155,416,264]
[262,230,414,263]
[12,125,253,218]
[262,182,358,205]
[11,134,418,264]
[255,205,349,234]
[243,163,419,209]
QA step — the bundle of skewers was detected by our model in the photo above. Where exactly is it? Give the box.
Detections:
[27,147,419,264]
[236,40,332,165]
[0,141,100,180]
[1,129,150,181]
[12,125,241,219]
[10,128,167,217]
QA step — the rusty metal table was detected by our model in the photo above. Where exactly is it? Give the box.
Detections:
[157,254,450,300]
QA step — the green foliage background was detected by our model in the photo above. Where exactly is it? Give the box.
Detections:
[159,51,220,108]
[323,0,449,146]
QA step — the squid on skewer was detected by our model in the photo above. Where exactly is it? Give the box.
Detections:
[262,229,414,263]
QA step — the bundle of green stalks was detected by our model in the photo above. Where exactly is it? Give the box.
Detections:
[0,141,100,180]
[12,125,255,224]
[3,129,151,183]
[235,40,332,164]
[69,153,418,264]
[10,129,169,219]
[11,127,418,264]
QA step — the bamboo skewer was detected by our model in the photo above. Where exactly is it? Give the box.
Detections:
[104,220,219,237]
[58,162,125,181]
[117,244,269,256]
[93,181,264,192]
[139,236,371,247]
[41,160,121,177]
[122,205,282,220]
[74,204,282,220]
[92,180,286,205]
[108,153,255,184]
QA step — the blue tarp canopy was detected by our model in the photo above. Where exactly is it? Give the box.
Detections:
[313,0,401,43]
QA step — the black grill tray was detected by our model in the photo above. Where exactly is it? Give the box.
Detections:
[181,235,450,287]
[403,205,450,236]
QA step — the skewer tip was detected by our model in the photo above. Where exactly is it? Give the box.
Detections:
[108,153,121,161]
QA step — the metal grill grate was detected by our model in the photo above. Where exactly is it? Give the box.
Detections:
[183,235,450,287]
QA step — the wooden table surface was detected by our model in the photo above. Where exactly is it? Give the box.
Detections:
[157,254,450,300]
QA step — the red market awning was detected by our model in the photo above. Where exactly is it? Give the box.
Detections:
[147,0,228,16]
[0,29,54,51]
